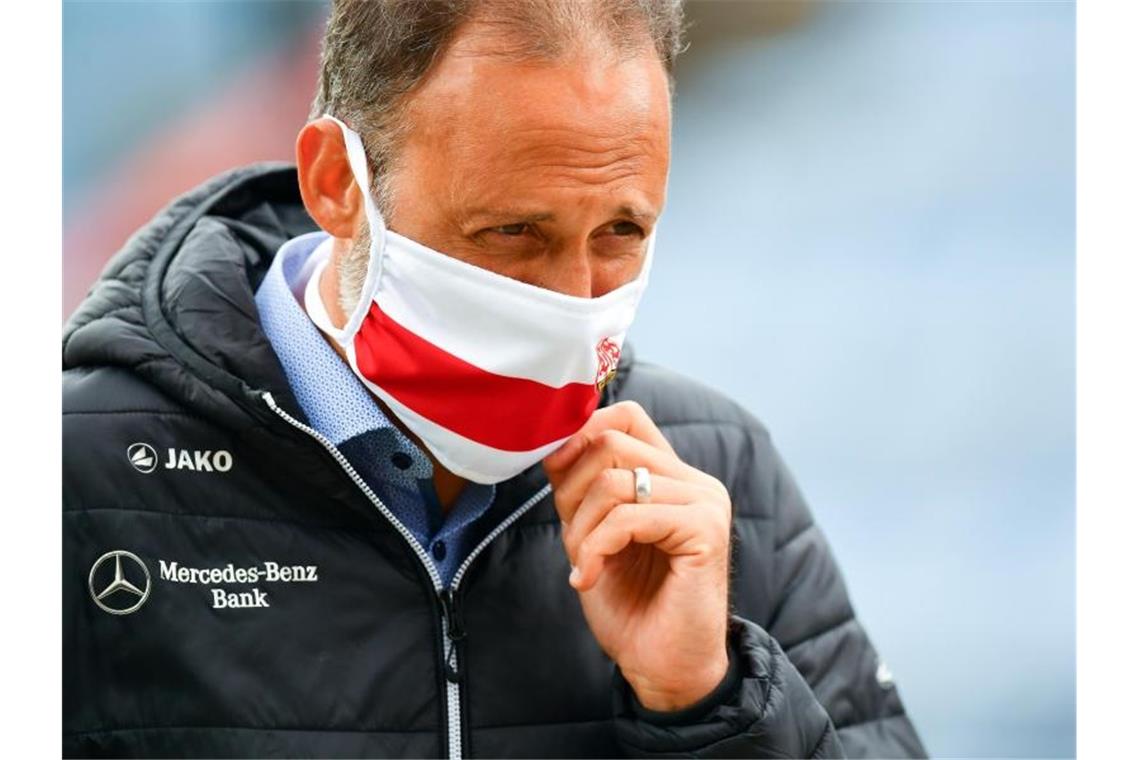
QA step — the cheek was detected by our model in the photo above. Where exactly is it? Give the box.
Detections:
[590,255,647,297]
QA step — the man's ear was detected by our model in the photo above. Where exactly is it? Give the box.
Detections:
[296,118,363,239]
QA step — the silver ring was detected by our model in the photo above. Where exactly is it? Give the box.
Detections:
[633,466,652,504]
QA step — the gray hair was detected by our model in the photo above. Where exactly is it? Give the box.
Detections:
[309,0,686,315]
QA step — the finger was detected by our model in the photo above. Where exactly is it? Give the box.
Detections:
[549,430,691,525]
[572,502,724,591]
[562,470,706,566]
[542,433,591,491]
[544,401,673,477]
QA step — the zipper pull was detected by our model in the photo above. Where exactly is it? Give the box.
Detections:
[438,588,465,684]
[438,587,467,642]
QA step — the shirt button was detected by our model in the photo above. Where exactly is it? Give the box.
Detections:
[390,451,413,471]
[432,540,447,561]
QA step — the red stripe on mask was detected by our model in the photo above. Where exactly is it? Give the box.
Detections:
[353,302,600,452]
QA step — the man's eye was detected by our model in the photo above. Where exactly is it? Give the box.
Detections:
[491,223,529,236]
[610,221,644,237]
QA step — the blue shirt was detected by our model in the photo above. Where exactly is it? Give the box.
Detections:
[255,231,495,586]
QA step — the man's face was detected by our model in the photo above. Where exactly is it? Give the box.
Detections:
[382,29,672,299]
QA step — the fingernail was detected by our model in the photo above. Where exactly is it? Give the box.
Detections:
[569,565,581,586]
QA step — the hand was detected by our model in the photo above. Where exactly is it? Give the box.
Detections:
[542,401,733,712]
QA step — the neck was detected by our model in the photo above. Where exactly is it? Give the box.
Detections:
[318,240,470,514]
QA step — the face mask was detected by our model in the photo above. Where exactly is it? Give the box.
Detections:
[306,115,655,484]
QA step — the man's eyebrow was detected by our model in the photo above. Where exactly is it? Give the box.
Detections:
[466,208,555,224]
[464,204,658,225]
[615,204,658,223]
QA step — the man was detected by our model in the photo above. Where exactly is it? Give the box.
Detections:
[63,1,925,757]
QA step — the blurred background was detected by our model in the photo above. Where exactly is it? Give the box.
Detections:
[63,1,1075,757]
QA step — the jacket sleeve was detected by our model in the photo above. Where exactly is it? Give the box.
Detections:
[610,424,926,758]
[612,614,844,758]
[756,435,925,758]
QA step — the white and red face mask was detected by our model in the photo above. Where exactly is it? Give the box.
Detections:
[306,115,655,484]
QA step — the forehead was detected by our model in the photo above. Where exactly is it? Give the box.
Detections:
[398,26,672,196]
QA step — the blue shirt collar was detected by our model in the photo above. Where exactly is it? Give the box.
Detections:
[255,231,431,477]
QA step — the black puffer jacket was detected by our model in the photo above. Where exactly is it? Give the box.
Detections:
[63,163,926,758]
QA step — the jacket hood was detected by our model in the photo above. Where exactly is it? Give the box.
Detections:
[65,163,325,432]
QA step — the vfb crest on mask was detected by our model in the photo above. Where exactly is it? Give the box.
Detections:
[595,337,621,392]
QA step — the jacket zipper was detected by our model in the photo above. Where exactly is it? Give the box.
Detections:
[262,392,550,759]
[439,482,552,756]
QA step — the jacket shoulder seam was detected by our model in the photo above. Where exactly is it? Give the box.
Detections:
[655,418,769,437]
[834,710,910,732]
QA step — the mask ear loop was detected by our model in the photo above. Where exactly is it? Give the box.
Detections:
[319,113,388,344]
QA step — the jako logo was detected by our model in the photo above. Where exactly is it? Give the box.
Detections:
[127,443,158,474]
[127,443,233,474]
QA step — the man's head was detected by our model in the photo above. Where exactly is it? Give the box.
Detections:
[296,0,683,321]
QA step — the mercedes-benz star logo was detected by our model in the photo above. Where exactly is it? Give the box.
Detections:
[88,550,151,615]
[127,443,158,474]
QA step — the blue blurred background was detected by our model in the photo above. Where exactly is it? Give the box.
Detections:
[63,1,1075,757]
